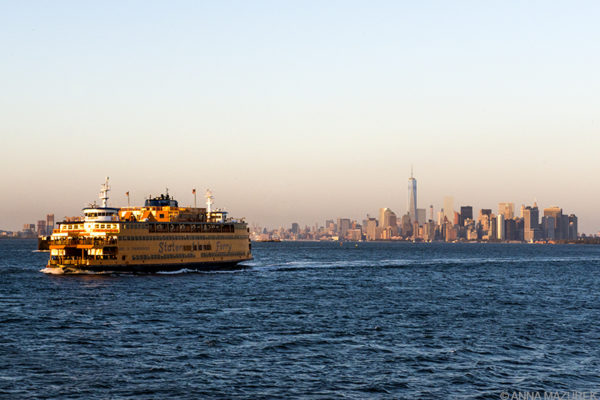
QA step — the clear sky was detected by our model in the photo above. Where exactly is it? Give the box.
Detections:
[1,1,599,233]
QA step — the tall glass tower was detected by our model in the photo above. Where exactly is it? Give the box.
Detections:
[408,167,417,223]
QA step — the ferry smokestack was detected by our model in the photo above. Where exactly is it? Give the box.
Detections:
[205,189,213,214]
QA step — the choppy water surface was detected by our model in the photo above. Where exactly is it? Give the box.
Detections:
[1,240,600,399]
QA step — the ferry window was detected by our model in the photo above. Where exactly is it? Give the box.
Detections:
[95,224,99,229]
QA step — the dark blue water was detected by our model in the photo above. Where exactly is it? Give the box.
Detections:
[1,239,600,399]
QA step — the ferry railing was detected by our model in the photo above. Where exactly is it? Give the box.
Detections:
[50,238,118,246]
[50,255,117,265]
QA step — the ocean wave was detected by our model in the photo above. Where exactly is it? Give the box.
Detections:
[249,255,600,272]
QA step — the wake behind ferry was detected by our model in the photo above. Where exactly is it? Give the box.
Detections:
[43,178,252,274]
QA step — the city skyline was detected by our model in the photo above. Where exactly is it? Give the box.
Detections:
[1,1,599,233]
[251,198,580,243]
[3,170,591,237]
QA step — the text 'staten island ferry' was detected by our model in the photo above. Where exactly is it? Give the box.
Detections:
[42,178,252,274]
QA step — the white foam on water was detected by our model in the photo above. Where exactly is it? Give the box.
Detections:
[40,267,113,275]
[248,254,600,271]
[156,268,194,275]
[40,267,64,274]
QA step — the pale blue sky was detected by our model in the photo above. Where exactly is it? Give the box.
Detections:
[1,1,599,233]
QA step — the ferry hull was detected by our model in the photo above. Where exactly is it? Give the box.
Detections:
[44,259,252,274]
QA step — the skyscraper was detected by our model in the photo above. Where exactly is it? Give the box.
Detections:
[46,214,55,234]
[291,222,300,234]
[407,168,417,224]
[379,208,397,229]
[443,196,454,224]
[568,215,578,240]
[459,206,473,226]
[36,220,47,236]
[337,218,351,238]
[543,206,563,239]
[523,203,540,242]
[497,214,505,240]
[498,203,515,220]
[365,218,378,241]
[417,209,426,225]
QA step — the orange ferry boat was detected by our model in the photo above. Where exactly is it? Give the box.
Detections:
[43,178,252,273]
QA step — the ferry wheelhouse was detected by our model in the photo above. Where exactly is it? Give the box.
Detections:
[44,178,252,273]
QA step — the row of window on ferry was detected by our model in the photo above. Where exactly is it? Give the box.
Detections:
[60,223,119,231]
[86,212,115,217]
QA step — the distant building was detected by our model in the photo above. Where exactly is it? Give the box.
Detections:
[505,218,517,241]
[478,209,492,234]
[379,208,397,229]
[423,221,435,241]
[401,214,412,237]
[523,203,540,242]
[542,216,556,240]
[479,209,492,219]
[21,224,36,238]
[365,218,378,241]
[515,218,525,241]
[46,214,55,234]
[437,210,445,226]
[497,214,505,240]
[498,203,515,220]
[445,223,457,242]
[417,208,426,226]
[489,215,497,240]
[407,169,418,224]
[453,211,460,226]
[325,220,335,234]
[459,206,473,226]
[337,218,351,238]
[443,197,454,224]
[568,214,578,240]
[347,228,362,241]
[543,207,566,240]
[290,223,300,235]
[37,220,47,236]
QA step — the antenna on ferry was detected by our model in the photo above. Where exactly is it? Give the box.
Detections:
[205,189,213,214]
[100,177,110,208]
